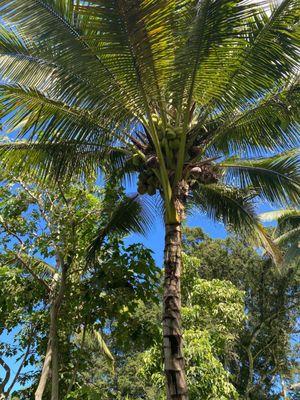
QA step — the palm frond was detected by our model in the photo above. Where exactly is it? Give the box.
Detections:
[204,0,299,115]
[221,149,300,205]
[274,226,300,246]
[0,2,140,120]
[260,209,300,222]
[87,195,154,261]
[191,183,282,264]
[0,84,113,144]
[0,141,126,182]
[6,251,56,275]
[204,78,300,156]
[260,208,300,263]
[172,0,261,110]
[77,327,114,364]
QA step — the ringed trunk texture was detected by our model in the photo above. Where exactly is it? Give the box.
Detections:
[163,220,188,399]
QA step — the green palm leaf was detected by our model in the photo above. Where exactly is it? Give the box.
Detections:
[204,77,300,155]
[87,195,154,261]
[260,208,300,263]
[191,183,282,264]
[220,149,300,205]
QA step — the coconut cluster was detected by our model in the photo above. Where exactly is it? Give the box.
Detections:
[137,170,159,195]
[152,114,182,158]
[128,114,220,196]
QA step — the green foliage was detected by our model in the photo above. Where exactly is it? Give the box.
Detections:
[139,273,244,400]
[182,227,300,399]
[0,174,159,398]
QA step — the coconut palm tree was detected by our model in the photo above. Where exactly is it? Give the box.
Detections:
[0,1,299,398]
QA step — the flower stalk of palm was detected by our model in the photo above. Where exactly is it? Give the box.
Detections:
[0,1,299,398]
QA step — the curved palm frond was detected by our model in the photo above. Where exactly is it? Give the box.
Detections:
[220,149,300,205]
[0,141,127,182]
[87,195,154,261]
[203,0,299,115]
[191,183,282,264]
[5,251,56,275]
[0,84,115,143]
[260,209,300,223]
[77,327,114,364]
[174,1,262,111]
[274,226,300,246]
[260,208,300,263]
[0,2,141,120]
[203,78,300,156]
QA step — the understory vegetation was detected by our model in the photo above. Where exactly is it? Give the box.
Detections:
[0,176,299,399]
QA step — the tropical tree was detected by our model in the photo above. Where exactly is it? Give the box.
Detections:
[182,227,300,399]
[0,1,299,397]
[0,172,158,399]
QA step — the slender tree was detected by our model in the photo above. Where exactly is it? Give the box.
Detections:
[0,173,153,400]
[0,1,299,397]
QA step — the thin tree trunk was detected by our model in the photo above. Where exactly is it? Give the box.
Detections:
[163,214,188,399]
[0,357,11,397]
[50,304,59,400]
[51,265,68,400]
[35,340,52,400]
[35,266,67,400]
[6,339,32,398]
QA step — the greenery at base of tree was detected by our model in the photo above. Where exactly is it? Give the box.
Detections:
[35,227,298,400]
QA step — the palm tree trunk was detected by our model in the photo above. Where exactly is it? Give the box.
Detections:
[163,212,188,399]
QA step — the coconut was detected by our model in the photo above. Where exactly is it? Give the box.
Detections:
[132,154,142,167]
[170,139,180,150]
[173,127,182,137]
[147,185,156,196]
[151,113,159,123]
[161,138,168,149]
[190,166,203,175]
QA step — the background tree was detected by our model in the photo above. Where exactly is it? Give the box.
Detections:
[0,174,159,399]
[182,227,300,400]
[0,1,299,397]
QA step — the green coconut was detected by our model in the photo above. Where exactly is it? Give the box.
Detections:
[151,113,159,123]
[161,138,168,149]
[173,127,182,137]
[132,154,142,167]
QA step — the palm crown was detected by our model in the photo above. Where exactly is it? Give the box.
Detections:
[1,1,299,233]
[0,1,299,397]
